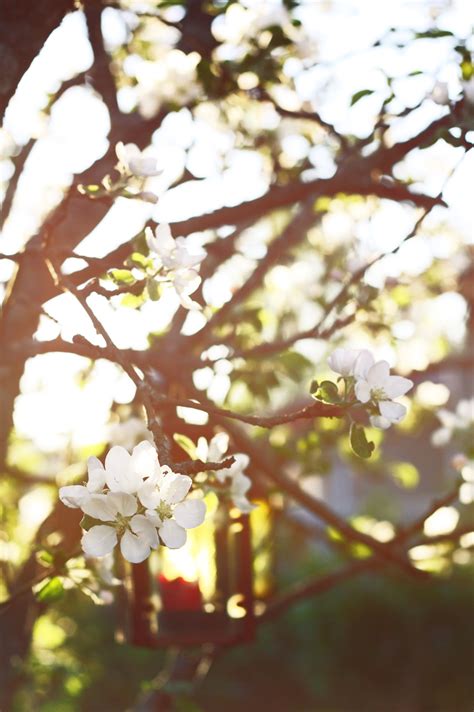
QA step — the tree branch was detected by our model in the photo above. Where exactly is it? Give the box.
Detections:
[154,395,344,427]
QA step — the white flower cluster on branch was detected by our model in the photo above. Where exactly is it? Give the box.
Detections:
[327,348,413,429]
[145,223,206,309]
[197,433,256,513]
[59,441,206,563]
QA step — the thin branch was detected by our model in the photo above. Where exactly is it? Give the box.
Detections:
[0,139,35,229]
[45,258,173,466]
[0,546,81,615]
[154,395,344,427]
[230,191,445,362]
[198,408,425,578]
[169,176,443,238]
[259,559,378,623]
[188,198,318,348]
[174,456,235,476]
[257,88,349,151]
[392,480,462,546]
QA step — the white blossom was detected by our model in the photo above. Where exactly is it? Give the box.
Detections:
[81,491,159,563]
[115,142,161,177]
[196,432,230,463]
[60,441,207,562]
[354,354,413,429]
[145,224,206,271]
[59,454,106,508]
[197,434,256,513]
[143,471,206,549]
[145,223,206,310]
[328,348,372,377]
[432,398,474,446]
[216,453,256,513]
[172,268,203,310]
[429,81,449,105]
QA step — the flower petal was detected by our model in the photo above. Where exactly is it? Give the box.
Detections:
[232,473,252,497]
[160,472,192,504]
[328,348,359,376]
[105,445,143,494]
[208,432,229,461]
[145,509,163,527]
[367,360,390,388]
[379,400,406,423]
[105,445,131,473]
[82,525,117,558]
[355,380,371,403]
[223,453,250,480]
[130,514,159,549]
[131,440,161,479]
[384,375,413,399]
[107,491,137,517]
[173,499,206,529]
[87,457,106,492]
[120,530,151,563]
[81,494,117,522]
[233,496,257,513]
[370,414,391,429]
[353,350,374,379]
[154,223,175,254]
[137,480,162,509]
[159,519,187,549]
[59,485,89,509]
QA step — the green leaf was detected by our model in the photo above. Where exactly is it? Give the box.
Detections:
[147,278,161,301]
[350,89,374,106]
[80,514,97,531]
[108,269,136,285]
[415,29,453,39]
[36,550,54,567]
[173,433,197,459]
[36,577,64,603]
[350,423,375,459]
[278,351,312,380]
[121,293,146,309]
[315,380,340,403]
[129,252,153,270]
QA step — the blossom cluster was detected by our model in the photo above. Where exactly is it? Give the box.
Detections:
[59,441,206,564]
[196,432,256,513]
[145,223,206,309]
[116,142,161,179]
[327,348,414,429]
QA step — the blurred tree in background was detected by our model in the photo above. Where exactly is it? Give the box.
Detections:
[0,1,473,710]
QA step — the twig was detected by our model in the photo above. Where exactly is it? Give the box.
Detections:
[188,198,319,348]
[154,395,344,427]
[259,559,378,623]
[200,409,425,578]
[45,258,173,466]
[0,547,81,615]
[392,480,462,546]
[174,456,235,475]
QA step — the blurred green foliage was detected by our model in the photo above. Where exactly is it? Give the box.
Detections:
[12,564,474,712]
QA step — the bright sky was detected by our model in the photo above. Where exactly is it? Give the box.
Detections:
[0,0,473,465]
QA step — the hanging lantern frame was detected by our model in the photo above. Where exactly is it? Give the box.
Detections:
[120,508,257,648]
